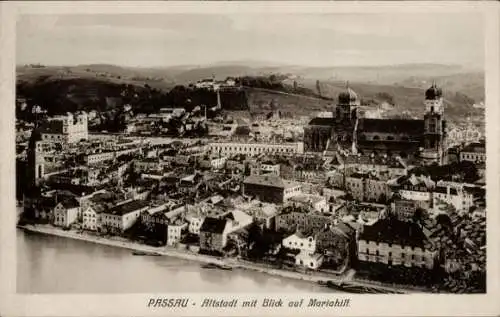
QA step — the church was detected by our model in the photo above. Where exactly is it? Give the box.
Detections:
[303,83,446,165]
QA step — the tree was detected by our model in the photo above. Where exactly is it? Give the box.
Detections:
[316,80,321,96]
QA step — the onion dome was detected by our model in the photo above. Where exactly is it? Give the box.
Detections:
[425,82,443,100]
[338,85,359,105]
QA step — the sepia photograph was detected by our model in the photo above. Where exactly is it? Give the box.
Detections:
[2,1,499,316]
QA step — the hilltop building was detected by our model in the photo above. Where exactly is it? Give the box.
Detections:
[304,83,447,165]
[40,112,88,144]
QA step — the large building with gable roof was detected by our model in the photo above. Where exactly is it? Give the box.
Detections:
[303,83,447,165]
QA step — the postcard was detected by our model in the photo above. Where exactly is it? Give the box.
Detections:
[0,1,499,316]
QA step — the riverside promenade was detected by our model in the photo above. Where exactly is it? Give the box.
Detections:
[18,224,413,294]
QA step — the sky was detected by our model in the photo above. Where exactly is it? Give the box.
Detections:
[16,13,484,68]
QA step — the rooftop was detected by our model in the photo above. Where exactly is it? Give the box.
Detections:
[462,142,486,153]
[243,174,300,189]
[108,200,149,216]
[307,117,336,126]
[59,197,80,209]
[359,118,424,135]
[200,217,227,234]
[359,218,430,249]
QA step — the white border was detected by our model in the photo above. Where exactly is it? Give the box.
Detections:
[1,2,499,316]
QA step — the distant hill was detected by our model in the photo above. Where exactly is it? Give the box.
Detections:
[16,74,249,119]
[396,72,484,102]
[301,81,483,121]
[16,65,177,91]
[16,63,484,124]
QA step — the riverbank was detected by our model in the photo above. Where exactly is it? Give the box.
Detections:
[18,224,413,294]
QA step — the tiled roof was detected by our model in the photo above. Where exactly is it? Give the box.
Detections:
[434,186,458,195]
[243,175,299,189]
[462,142,485,153]
[308,117,336,126]
[60,197,79,209]
[359,119,424,135]
[359,218,430,249]
[335,222,356,237]
[108,200,149,216]
[342,154,406,168]
[200,217,227,234]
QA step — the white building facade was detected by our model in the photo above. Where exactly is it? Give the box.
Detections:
[209,141,304,157]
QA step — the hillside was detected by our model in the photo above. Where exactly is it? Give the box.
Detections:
[16,63,484,124]
[16,65,177,91]
[16,75,249,120]
[245,88,334,117]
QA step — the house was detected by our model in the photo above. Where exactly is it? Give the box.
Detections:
[243,174,301,204]
[186,211,205,235]
[139,207,170,244]
[53,197,80,228]
[390,199,418,222]
[141,208,169,229]
[178,173,203,194]
[199,155,228,170]
[432,185,474,213]
[295,251,324,270]
[135,158,162,172]
[226,209,254,233]
[251,204,278,229]
[460,141,485,164]
[199,217,231,254]
[167,218,188,246]
[100,200,149,234]
[287,194,327,213]
[32,196,57,223]
[390,174,435,209]
[225,78,236,86]
[294,168,326,184]
[346,172,389,203]
[316,222,357,268]
[357,218,437,269]
[82,204,104,231]
[275,204,343,233]
[339,153,408,180]
[282,231,317,254]
[250,161,281,176]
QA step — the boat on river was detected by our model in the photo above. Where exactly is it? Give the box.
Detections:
[132,250,162,256]
[319,280,404,294]
[201,263,233,271]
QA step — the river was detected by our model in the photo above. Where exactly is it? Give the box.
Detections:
[16,229,329,294]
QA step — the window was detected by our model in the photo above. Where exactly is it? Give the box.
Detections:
[366,248,370,255]
[388,252,392,257]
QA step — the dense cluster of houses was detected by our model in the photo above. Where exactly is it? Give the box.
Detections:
[19,108,486,291]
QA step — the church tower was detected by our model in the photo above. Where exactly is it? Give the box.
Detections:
[421,82,446,165]
[26,129,45,187]
[335,82,360,124]
[333,83,360,148]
